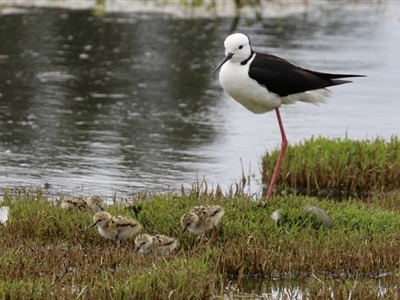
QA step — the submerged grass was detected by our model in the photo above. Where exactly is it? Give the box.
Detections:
[262,135,400,198]
[2,187,400,298]
[233,275,400,299]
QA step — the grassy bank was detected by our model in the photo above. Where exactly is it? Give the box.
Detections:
[1,187,400,298]
[262,136,400,198]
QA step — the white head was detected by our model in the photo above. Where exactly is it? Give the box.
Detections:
[212,33,252,74]
[224,33,252,62]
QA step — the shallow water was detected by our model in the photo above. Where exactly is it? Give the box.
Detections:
[235,274,394,299]
[0,1,399,198]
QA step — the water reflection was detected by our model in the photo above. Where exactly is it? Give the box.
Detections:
[0,2,399,197]
[235,275,395,299]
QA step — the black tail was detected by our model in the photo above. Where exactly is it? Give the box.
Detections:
[306,69,366,80]
[331,79,353,86]
[309,70,365,88]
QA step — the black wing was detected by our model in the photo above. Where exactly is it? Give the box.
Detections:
[248,52,364,97]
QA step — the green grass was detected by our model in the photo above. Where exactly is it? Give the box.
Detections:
[2,187,400,298]
[262,135,400,198]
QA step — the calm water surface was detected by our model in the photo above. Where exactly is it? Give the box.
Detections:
[0,2,399,198]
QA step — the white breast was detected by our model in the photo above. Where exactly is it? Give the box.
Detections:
[98,227,115,240]
[219,58,281,114]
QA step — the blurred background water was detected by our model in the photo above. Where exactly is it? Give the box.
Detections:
[0,1,399,198]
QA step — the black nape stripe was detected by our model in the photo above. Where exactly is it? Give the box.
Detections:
[241,50,254,65]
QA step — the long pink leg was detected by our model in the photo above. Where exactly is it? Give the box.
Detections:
[266,107,288,199]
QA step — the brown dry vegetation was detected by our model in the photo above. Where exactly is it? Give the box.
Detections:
[1,184,400,299]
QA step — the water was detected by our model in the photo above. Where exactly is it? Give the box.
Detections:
[0,1,399,199]
[234,274,394,299]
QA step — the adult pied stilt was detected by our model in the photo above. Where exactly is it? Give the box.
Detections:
[212,33,364,199]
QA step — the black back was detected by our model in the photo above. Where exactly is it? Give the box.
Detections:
[248,52,364,97]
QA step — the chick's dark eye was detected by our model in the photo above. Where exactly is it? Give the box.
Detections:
[239,45,243,49]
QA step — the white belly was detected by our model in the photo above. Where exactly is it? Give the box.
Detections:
[98,227,116,240]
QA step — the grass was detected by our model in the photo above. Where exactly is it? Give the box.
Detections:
[262,135,400,198]
[234,276,399,299]
[2,186,400,299]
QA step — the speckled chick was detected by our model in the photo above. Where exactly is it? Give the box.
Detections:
[60,197,87,211]
[134,234,178,256]
[181,205,224,235]
[88,211,141,242]
[61,196,105,214]
[84,195,106,213]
